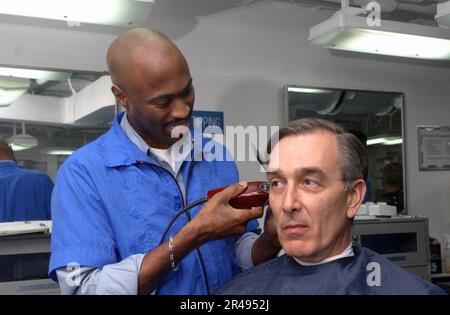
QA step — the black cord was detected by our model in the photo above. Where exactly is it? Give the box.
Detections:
[158,196,211,294]
[158,197,207,245]
[194,245,210,295]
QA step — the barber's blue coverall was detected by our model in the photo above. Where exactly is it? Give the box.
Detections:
[0,160,53,222]
[49,113,258,294]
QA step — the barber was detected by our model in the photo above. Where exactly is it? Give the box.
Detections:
[49,28,281,295]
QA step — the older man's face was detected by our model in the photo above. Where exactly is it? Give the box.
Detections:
[267,131,362,262]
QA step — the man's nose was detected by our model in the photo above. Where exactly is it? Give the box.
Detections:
[282,184,300,213]
[170,97,191,119]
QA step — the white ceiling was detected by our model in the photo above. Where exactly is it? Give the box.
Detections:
[0,0,446,37]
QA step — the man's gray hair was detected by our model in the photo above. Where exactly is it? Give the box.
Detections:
[268,118,367,189]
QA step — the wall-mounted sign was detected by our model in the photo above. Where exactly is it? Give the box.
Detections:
[418,126,450,170]
[189,110,224,135]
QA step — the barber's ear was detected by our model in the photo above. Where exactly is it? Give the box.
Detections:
[346,179,366,219]
[111,84,128,109]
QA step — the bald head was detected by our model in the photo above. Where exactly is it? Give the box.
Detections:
[0,138,14,161]
[107,28,185,90]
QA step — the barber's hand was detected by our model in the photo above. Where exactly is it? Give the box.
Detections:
[192,182,264,242]
[261,207,281,248]
[250,206,281,265]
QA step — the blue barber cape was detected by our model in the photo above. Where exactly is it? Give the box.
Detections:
[216,246,446,295]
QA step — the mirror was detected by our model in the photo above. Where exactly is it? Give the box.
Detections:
[0,66,113,181]
[285,85,406,214]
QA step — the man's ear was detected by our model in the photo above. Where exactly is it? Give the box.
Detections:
[111,84,128,109]
[346,179,366,219]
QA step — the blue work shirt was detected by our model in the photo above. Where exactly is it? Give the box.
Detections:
[0,161,53,222]
[49,112,258,294]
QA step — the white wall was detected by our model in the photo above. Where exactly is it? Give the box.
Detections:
[1,0,450,241]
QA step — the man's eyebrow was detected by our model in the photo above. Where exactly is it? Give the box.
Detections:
[294,167,327,179]
[266,167,326,179]
[266,170,284,178]
[149,78,193,101]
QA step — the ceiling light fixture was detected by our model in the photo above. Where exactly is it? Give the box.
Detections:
[308,7,450,60]
[0,76,30,106]
[0,0,154,27]
[367,137,389,146]
[287,87,334,94]
[383,138,403,145]
[42,147,75,156]
[367,136,402,146]
[6,122,38,151]
[0,67,71,81]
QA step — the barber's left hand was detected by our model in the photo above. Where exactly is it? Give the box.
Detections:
[261,207,281,248]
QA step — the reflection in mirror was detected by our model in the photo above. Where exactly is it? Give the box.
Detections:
[285,85,405,214]
[0,66,113,222]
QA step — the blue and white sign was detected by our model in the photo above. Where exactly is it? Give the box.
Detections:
[190,110,224,135]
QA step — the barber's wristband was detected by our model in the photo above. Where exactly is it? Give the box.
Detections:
[169,236,178,271]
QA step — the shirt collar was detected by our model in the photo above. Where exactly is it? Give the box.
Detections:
[120,113,192,175]
[102,112,150,167]
[293,243,354,266]
[120,112,151,155]
[103,112,203,168]
[0,160,17,167]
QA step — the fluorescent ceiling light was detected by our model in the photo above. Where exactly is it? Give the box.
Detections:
[0,88,27,106]
[308,13,450,60]
[6,123,38,151]
[0,76,30,106]
[42,148,74,156]
[367,136,402,146]
[383,138,403,145]
[0,0,154,27]
[0,67,71,81]
[287,87,334,94]
[436,1,450,28]
[367,137,389,145]
[7,134,38,151]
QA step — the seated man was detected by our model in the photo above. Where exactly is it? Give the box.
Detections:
[0,138,53,222]
[217,118,445,295]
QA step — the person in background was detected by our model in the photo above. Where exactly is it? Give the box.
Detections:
[49,28,281,295]
[379,162,404,213]
[0,137,53,222]
[217,118,445,295]
[348,129,371,203]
